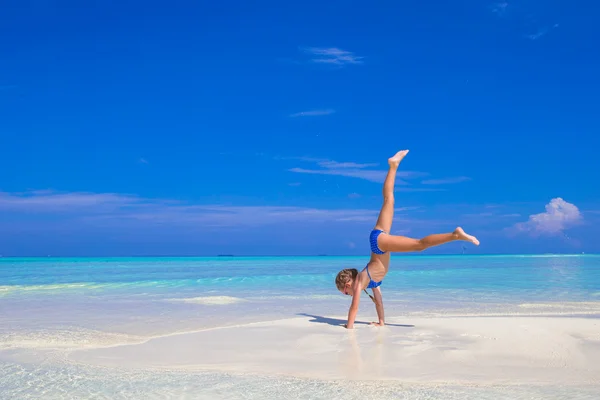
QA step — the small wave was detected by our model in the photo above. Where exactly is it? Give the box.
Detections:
[249,295,341,301]
[518,302,600,310]
[0,328,145,350]
[166,296,247,305]
[0,283,101,295]
[513,254,592,258]
[408,310,600,318]
[0,281,181,296]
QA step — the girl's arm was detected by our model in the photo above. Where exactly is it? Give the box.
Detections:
[345,283,362,329]
[371,286,385,326]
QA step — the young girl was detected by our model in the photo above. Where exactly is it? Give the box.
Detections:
[335,149,480,329]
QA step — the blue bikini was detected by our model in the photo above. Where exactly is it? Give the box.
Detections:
[369,229,387,255]
[366,264,382,289]
[366,229,387,288]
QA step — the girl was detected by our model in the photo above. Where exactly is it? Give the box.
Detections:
[335,150,479,329]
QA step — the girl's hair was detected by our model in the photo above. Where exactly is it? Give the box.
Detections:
[335,268,375,302]
[335,268,358,290]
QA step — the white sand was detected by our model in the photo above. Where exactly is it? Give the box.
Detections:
[166,296,248,305]
[68,315,600,385]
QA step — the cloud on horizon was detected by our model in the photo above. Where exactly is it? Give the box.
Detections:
[3,191,598,255]
[0,190,435,234]
[512,198,583,236]
[0,190,385,229]
[0,190,450,256]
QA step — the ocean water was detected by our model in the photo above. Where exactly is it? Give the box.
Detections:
[1,255,600,399]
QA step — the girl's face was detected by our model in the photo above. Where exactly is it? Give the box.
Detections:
[341,280,353,296]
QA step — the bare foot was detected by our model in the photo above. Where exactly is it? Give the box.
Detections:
[454,227,480,246]
[388,150,409,167]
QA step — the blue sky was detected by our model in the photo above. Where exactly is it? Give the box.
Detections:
[1,0,599,256]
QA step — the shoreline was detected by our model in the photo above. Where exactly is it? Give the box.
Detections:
[2,310,600,352]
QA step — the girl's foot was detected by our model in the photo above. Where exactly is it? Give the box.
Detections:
[388,150,409,168]
[454,227,480,246]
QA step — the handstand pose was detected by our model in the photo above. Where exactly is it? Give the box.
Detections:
[335,150,479,329]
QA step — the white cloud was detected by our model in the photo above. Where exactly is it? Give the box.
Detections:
[421,176,471,185]
[287,157,425,184]
[289,167,394,183]
[490,2,509,16]
[318,160,378,169]
[148,205,379,227]
[335,215,374,222]
[0,191,138,212]
[301,47,363,66]
[289,109,335,117]
[513,198,582,236]
[395,187,447,192]
[525,24,559,40]
[485,204,503,209]
[463,212,494,217]
[490,2,559,41]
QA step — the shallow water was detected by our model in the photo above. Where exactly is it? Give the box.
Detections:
[2,360,600,400]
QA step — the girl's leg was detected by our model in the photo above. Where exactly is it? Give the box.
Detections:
[373,150,410,233]
[378,227,479,253]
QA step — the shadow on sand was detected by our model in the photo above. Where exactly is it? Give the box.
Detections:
[297,313,414,328]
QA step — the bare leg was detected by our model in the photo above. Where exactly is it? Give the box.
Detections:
[378,227,479,253]
[373,150,409,233]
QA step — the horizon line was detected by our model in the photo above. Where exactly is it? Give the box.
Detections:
[0,253,596,260]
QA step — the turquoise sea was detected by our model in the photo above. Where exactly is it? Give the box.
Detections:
[1,255,600,399]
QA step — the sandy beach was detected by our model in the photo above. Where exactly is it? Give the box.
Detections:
[3,256,600,398]
[67,314,600,385]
